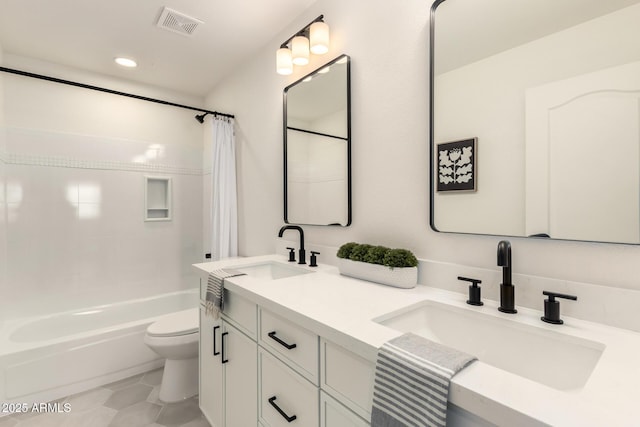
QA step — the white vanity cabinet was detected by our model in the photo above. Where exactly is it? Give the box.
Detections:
[258,308,320,426]
[199,290,258,427]
[199,309,223,426]
[257,308,372,427]
[198,282,373,427]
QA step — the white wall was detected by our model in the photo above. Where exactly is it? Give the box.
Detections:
[205,0,640,328]
[206,0,431,256]
[1,55,205,319]
[0,41,7,326]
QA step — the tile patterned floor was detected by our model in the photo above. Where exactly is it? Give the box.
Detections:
[0,369,211,427]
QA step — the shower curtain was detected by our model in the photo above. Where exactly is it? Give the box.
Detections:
[209,117,238,260]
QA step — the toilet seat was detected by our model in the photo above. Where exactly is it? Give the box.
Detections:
[147,308,199,337]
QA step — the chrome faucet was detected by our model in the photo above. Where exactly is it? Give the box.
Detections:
[497,240,517,313]
[278,225,306,265]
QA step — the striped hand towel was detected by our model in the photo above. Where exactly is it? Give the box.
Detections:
[371,333,477,427]
[205,269,245,319]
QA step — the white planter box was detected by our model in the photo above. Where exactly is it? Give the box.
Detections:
[337,258,417,289]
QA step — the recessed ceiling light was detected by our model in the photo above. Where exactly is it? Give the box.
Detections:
[115,57,137,68]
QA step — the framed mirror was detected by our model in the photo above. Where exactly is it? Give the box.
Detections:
[430,0,640,244]
[284,54,351,226]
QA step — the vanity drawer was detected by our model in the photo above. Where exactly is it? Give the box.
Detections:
[259,349,319,427]
[222,289,257,338]
[259,309,319,384]
[321,339,375,421]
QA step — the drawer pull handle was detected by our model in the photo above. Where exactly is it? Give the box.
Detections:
[268,331,297,350]
[213,326,220,356]
[268,396,297,422]
[221,332,229,364]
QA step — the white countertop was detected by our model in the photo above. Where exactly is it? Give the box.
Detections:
[194,254,640,427]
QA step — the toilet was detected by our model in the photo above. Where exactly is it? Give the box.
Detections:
[144,308,199,403]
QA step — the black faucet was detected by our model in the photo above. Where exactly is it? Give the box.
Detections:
[497,240,517,313]
[278,225,306,265]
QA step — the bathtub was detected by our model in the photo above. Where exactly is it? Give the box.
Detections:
[0,288,199,406]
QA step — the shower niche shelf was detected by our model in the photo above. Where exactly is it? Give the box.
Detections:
[145,176,172,221]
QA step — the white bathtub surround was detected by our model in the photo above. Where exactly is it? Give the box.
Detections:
[0,289,198,407]
[194,254,640,426]
[1,126,204,320]
[0,56,205,324]
[208,117,238,261]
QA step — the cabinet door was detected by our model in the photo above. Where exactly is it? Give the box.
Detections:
[223,321,258,427]
[321,339,374,421]
[200,308,224,427]
[321,392,370,427]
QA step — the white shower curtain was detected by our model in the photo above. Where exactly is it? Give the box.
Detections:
[209,117,238,260]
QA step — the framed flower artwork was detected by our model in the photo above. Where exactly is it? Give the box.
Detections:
[437,138,477,192]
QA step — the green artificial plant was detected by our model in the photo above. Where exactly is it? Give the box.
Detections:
[337,242,418,268]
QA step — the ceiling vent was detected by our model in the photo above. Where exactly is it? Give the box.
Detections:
[156,7,203,36]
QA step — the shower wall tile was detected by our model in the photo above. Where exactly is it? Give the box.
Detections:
[5,127,202,173]
[3,156,203,319]
[1,69,205,321]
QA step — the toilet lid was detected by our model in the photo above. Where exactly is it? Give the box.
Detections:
[147,308,199,337]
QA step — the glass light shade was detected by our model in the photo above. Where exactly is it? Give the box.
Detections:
[310,21,330,54]
[276,47,293,75]
[291,36,310,66]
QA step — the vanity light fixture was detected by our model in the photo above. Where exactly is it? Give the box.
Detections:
[291,35,310,66]
[276,15,329,75]
[114,57,137,68]
[310,20,330,54]
[276,47,294,75]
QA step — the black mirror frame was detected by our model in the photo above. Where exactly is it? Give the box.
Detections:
[429,0,447,233]
[283,54,352,226]
[428,0,636,245]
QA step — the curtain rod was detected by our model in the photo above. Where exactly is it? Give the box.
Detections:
[0,66,235,119]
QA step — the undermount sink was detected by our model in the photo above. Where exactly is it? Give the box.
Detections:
[234,261,312,280]
[374,300,605,391]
